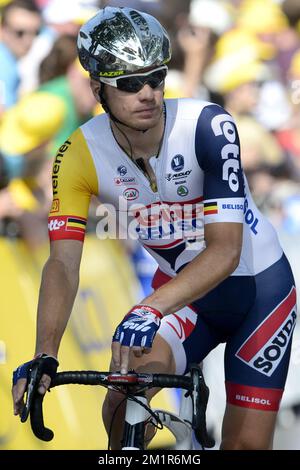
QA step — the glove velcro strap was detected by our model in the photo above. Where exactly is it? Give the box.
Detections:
[31,354,59,380]
[127,304,163,320]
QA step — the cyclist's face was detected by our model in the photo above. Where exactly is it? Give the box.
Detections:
[91,76,165,131]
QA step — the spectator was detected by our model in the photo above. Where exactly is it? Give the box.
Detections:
[18,0,99,95]
[203,34,286,181]
[276,48,300,180]
[0,0,42,113]
[0,92,65,246]
[38,35,96,153]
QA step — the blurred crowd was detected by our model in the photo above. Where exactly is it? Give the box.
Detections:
[1,0,300,251]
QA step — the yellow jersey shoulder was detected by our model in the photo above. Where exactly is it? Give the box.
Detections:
[48,128,98,242]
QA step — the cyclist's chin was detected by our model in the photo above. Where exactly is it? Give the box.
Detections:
[133,113,161,130]
[135,119,158,131]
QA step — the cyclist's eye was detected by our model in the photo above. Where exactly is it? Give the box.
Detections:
[147,78,163,89]
[151,70,167,82]
[117,78,142,92]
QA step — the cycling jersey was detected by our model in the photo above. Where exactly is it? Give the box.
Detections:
[48,98,283,277]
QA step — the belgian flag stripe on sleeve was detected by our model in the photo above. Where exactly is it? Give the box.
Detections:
[66,216,87,232]
[204,201,218,215]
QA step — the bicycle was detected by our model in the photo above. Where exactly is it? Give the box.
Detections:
[21,363,215,450]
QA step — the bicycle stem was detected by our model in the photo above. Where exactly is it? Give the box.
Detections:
[122,392,149,450]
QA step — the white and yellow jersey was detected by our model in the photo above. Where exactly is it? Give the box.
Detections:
[48,98,282,277]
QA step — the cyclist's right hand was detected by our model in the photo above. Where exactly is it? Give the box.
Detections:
[12,354,58,418]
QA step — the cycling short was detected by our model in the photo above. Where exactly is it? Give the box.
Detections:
[153,254,297,411]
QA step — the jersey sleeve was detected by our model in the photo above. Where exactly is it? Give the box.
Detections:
[48,128,98,242]
[195,104,245,224]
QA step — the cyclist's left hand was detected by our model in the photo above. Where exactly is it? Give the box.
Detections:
[112,305,163,374]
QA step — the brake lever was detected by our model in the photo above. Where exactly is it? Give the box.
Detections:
[20,361,42,423]
[190,364,215,449]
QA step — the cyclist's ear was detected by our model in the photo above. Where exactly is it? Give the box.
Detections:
[90,80,109,113]
[98,84,109,113]
[90,79,101,102]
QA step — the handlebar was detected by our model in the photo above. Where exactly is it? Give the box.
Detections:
[29,366,215,448]
[51,370,193,389]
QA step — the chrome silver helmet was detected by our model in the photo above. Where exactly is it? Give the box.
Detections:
[77,6,171,78]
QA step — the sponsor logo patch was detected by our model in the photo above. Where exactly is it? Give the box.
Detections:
[128,198,204,241]
[236,287,297,376]
[171,155,185,172]
[50,198,60,213]
[235,395,271,406]
[165,170,192,182]
[222,203,244,210]
[117,165,127,176]
[52,139,71,196]
[177,185,189,197]
[114,177,136,186]
[226,382,283,411]
[48,218,65,231]
[123,188,139,201]
[100,70,126,77]
[211,113,240,192]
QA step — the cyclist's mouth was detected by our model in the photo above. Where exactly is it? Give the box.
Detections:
[135,108,156,115]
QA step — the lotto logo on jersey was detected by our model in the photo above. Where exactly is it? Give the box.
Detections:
[129,199,204,241]
[211,114,240,192]
[48,218,65,231]
[236,287,297,377]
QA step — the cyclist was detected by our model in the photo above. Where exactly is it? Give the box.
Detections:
[12,7,297,450]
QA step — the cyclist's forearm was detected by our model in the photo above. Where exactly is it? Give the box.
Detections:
[35,258,79,357]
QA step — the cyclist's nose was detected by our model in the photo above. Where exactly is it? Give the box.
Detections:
[138,83,155,100]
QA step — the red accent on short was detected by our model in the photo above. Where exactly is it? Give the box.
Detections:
[166,313,197,340]
[152,268,172,290]
[237,287,297,362]
[226,382,283,411]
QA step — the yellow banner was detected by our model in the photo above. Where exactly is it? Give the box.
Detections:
[0,237,176,449]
